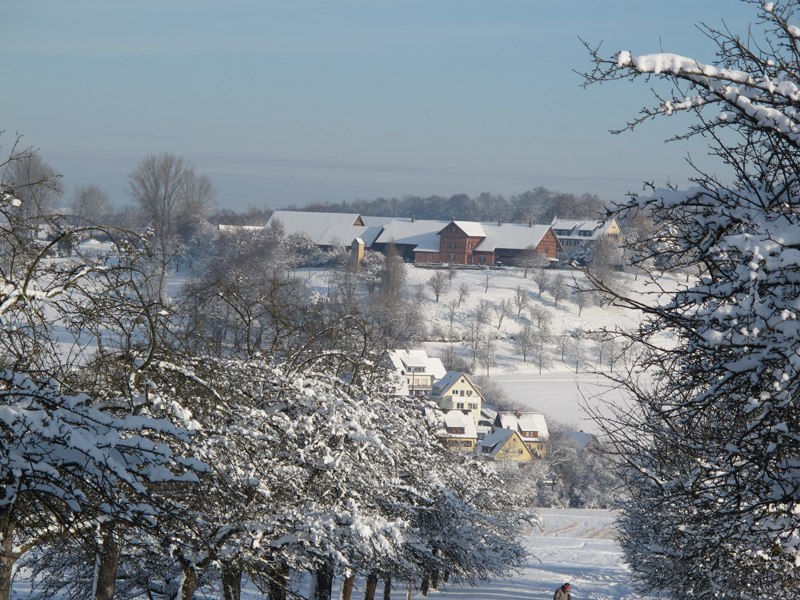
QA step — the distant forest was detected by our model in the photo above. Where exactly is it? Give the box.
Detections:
[211,187,608,226]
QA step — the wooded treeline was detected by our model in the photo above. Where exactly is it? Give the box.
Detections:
[289,188,606,223]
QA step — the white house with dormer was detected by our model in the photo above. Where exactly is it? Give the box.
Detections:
[387,350,447,396]
[550,217,621,262]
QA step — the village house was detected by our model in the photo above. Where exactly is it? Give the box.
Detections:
[561,430,599,456]
[494,411,550,458]
[439,410,479,452]
[428,371,483,426]
[475,427,534,462]
[550,217,621,262]
[263,210,559,266]
[386,349,447,397]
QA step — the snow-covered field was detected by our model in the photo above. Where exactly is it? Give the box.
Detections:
[298,262,671,435]
[402,508,648,600]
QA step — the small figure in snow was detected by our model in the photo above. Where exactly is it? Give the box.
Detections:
[553,582,571,600]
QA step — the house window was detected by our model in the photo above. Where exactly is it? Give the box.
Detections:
[459,390,465,396]
[449,254,456,262]
[479,256,486,265]
[449,242,456,249]
[466,390,472,396]
[457,402,465,409]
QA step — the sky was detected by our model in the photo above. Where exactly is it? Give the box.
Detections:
[2,1,756,212]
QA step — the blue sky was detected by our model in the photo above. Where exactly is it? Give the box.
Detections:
[2,1,755,211]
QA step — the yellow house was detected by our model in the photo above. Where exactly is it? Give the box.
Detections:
[494,411,550,458]
[428,371,483,426]
[475,427,534,462]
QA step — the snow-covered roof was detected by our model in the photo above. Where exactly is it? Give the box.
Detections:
[550,218,617,241]
[496,412,549,441]
[476,222,552,252]
[450,221,486,238]
[267,211,563,255]
[387,349,447,379]
[442,410,478,439]
[267,210,389,247]
[372,217,447,252]
[562,430,595,453]
[217,224,266,233]
[430,371,480,398]
[476,427,517,458]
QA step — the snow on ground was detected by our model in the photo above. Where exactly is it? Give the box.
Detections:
[299,262,676,435]
[233,508,651,600]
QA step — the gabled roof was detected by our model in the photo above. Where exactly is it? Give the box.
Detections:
[447,221,486,238]
[562,430,596,453]
[430,371,481,399]
[495,412,549,441]
[442,410,478,439]
[476,222,553,252]
[372,217,447,253]
[550,218,617,240]
[267,210,389,247]
[387,350,447,379]
[476,427,532,459]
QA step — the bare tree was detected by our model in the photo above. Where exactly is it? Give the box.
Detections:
[550,274,569,307]
[493,298,512,329]
[528,304,552,331]
[573,288,593,316]
[128,153,215,295]
[512,286,530,316]
[514,323,535,362]
[4,148,61,218]
[532,268,550,298]
[427,270,450,302]
[457,281,470,307]
[70,184,112,224]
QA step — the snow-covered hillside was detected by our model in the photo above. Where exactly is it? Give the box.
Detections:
[298,262,676,435]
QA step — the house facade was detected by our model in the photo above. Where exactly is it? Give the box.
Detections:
[494,412,550,458]
[428,371,483,425]
[550,218,621,262]
[475,427,534,462]
[439,410,479,452]
[387,350,447,397]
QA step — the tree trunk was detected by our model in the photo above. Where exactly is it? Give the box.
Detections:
[341,575,355,600]
[420,573,430,597]
[314,562,334,600]
[267,561,289,600]
[363,572,378,600]
[221,564,242,600]
[0,508,16,600]
[94,523,121,600]
[382,576,391,600]
[171,559,198,600]
[430,570,439,590]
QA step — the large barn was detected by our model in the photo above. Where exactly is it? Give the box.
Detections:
[265,210,559,265]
